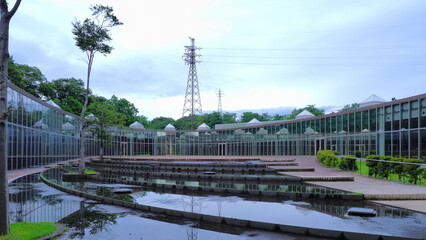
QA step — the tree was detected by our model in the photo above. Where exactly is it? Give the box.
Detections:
[72,4,122,173]
[8,58,49,98]
[109,95,138,126]
[87,101,124,160]
[148,117,175,130]
[240,112,268,123]
[339,103,360,112]
[0,0,22,234]
[174,115,204,130]
[287,104,325,120]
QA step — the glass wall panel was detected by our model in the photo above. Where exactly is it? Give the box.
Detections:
[409,130,418,158]
[401,103,409,129]
[392,104,400,131]
[421,129,426,159]
[410,100,419,129]
[385,106,392,131]
[400,131,408,158]
[421,99,426,128]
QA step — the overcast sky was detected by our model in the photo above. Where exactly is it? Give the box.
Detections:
[9,0,426,120]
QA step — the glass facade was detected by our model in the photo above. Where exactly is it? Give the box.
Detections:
[5,83,426,170]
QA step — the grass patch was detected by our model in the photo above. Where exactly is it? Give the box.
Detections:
[84,168,98,174]
[0,222,57,240]
[66,168,98,175]
[137,154,151,157]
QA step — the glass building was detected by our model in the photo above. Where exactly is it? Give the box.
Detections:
[6,83,426,170]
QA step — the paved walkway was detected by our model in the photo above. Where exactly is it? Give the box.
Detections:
[263,156,426,213]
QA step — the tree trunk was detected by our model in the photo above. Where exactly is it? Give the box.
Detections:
[0,14,10,235]
[79,52,94,173]
[0,0,21,235]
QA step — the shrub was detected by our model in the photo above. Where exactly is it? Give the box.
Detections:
[338,155,358,171]
[365,155,381,177]
[377,156,393,179]
[391,157,405,181]
[403,159,424,184]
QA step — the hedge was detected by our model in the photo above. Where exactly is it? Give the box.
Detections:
[317,151,425,184]
[317,150,358,171]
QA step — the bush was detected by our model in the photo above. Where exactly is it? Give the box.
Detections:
[377,156,393,179]
[365,155,381,177]
[338,155,358,171]
[391,157,405,181]
[403,159,424,184]
[317,150,340,168]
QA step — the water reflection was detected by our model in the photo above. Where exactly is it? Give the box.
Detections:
[62,202,126,239]
[42,167,426,239]
[8,173,81,223]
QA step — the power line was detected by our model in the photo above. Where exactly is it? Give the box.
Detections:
[204,61,426,67]
[203,44,426,52]
[203,54,426,59]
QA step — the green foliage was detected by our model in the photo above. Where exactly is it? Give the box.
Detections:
[109,95,139,126]
[174,115,204,130]
[338,155,358,171]
[0,222,57,240]
[240,112,269,122]
[8,58,49,98]
[338,103,360,112]
[147,116,175,130]
[364,155,425,184]
[287,104,325,120]
[72,5,123,56]
[365,155,381,177]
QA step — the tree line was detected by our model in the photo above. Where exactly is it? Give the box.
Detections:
[8,57,362,130]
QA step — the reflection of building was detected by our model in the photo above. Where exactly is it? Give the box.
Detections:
[5,82,426,171]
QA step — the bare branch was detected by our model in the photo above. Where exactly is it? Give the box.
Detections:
[6,0,21,20]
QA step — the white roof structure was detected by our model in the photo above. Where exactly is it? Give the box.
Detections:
[33,120,48,130]
[164,123,176,131]
[61,122,75,131]
[304,127,319,134]
[296,110,315,120]
[359,94,386,108]
[46,100,60,109]
[248,118,261,125]
[86,113,99,121]
[256,128,268,135]
[197,123,211,131]
[129,121,145,129]
[276,127,289,135]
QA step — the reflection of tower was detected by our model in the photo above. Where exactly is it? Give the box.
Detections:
[182,195,201,240]
[182,37,202,117]
[217,89,223,113]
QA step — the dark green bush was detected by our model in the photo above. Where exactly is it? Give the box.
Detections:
[365,155,381,177]
[338,155,358,171]
[403,159,424,184]
[391,157,405,181]
[377,156,393,179]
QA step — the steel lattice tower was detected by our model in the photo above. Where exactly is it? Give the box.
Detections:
[182,37,202,117]
[217,89,223,112]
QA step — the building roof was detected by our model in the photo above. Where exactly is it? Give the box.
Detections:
[359,94,386,108]
[296,110,315,119]
[164,123,176,131]
[62,122,75,131]
[248,118,261,125]
[197,123,211,130]
[46,100,60,109]
[129,121,145,129]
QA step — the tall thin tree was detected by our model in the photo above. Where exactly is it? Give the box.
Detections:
[0,0,22,235]
[72,5,122,173]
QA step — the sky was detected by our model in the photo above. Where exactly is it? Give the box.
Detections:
[9,0,426,120]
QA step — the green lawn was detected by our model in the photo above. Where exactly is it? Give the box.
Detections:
[0,222,57,240]
[354,161,426,186]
